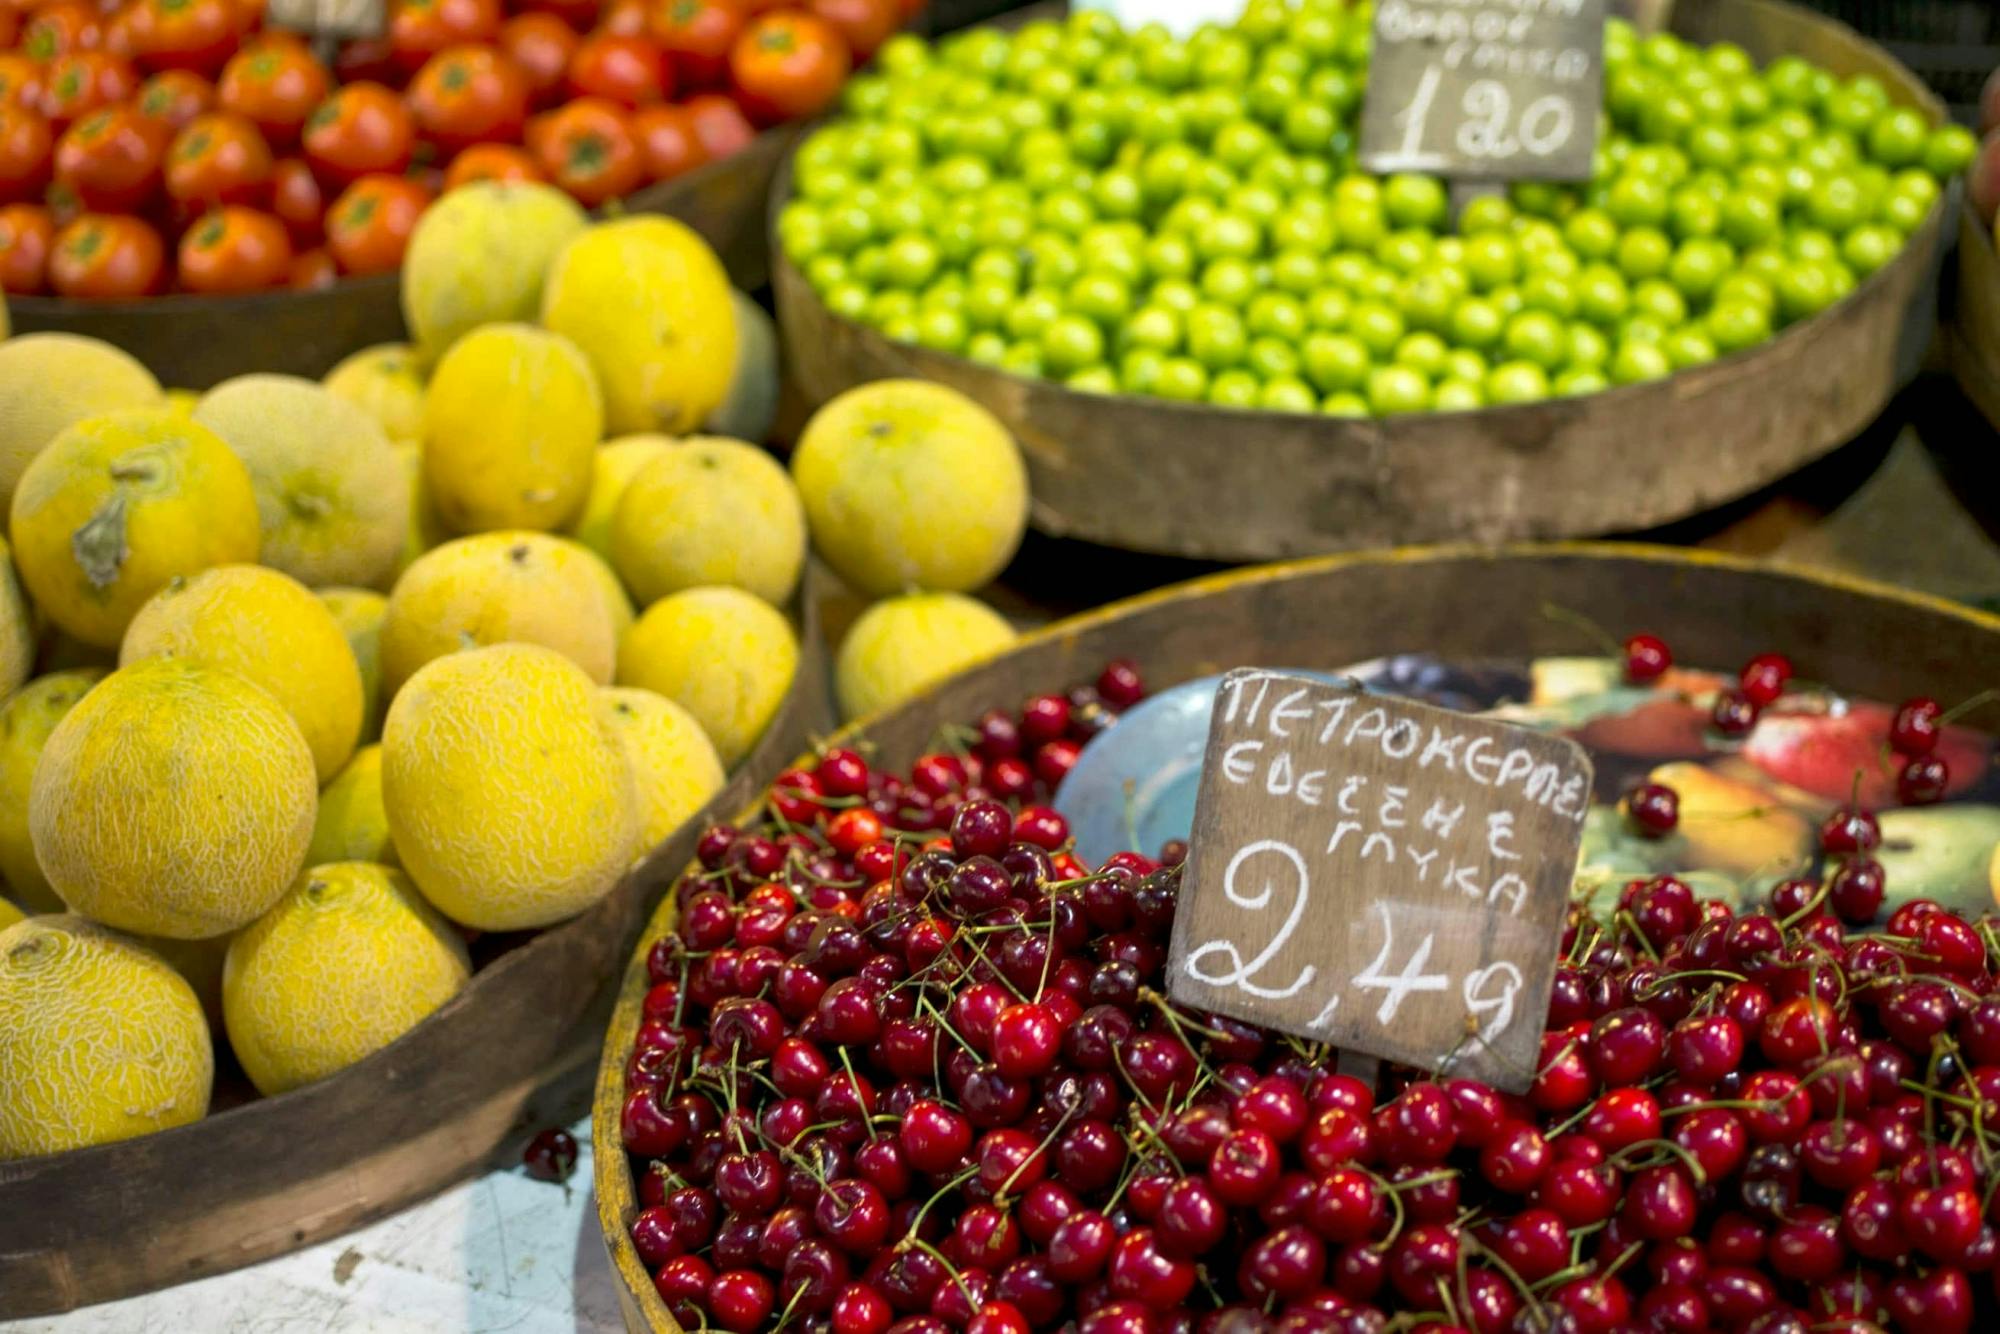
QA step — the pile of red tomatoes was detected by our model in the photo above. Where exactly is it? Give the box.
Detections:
[0,0,914,297]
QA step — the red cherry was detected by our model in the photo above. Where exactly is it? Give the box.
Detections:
[1626,781,1679,837]
[707,1269,775,1333]
[1899,754,1950,805]
[1739,652,1793,707]
[990,1002,1061,1078]
[1891,696,1943,754]
[1624,633,1672,683]
[1711,688,1759,736]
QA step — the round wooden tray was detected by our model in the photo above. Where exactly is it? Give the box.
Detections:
[7,123,802,391]
[1949,197,2000,433]
[0,582,832,1319]
[774,0,1948,564]
[590,541,2000,1333]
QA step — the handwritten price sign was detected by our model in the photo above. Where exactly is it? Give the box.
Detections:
[1358,0,1606,182]
[1165,670,1592,1092]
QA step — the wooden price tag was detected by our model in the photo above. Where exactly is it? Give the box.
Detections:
[1164,670,1592,1092]
[1358,0,1606,183]
[265,0,385,41]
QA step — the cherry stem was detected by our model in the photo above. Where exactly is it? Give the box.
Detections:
[768,1272,813,1334]
[897,1165,979,1248]
[1939,687,2000,727]
[1608,1136,1710,1187]
[1462,1232,1545,1322]
[1539,602,1623,659]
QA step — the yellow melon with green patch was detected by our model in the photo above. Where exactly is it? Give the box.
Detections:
[8,410,261,649]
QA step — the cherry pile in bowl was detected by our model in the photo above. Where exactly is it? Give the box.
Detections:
[620,648,2000,1334]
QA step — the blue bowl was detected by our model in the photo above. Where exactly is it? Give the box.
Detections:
[1053,669,1352,867]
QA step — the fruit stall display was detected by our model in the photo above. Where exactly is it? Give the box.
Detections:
[0,0,914,384]
[595,544,2000,1334]
[775,0,1967,562]
[0,200,1052,1313]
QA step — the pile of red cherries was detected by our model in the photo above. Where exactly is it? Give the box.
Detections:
[618,647,2000,1334]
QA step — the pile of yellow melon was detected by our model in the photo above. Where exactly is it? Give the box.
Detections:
[0,183,1037,1163]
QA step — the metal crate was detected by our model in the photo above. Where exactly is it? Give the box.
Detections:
[1794,0,1999,122]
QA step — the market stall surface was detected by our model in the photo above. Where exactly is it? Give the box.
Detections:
[12,373,2000,1334]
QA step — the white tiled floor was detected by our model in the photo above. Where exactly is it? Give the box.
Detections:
[8,1114,625,1334]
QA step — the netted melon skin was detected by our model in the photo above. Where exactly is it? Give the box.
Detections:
[29,659,317,939]
[0,914,213,1160]
[383,643,640,932]
[223,862,470,1097]
[379,531,619,697]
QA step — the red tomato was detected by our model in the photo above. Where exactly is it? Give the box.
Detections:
[21,2,102,61]
[406,43,529,154]
[53,104,164,211]
[629,101,701,181]
[564,31,668,107]
[164,109,270,207]
[48,211,164,297]
[268,154,320,242]
[0,55,44,115]
[497,12,575,107]
[682,90,749,160]
[216,39,331,147]
[529,95,639,205]
[648,0,738,88]
[301,81,414,184]
[134,68,216,134]
[388,0,501,76]
[176,204,290,291]
[0,9,16,51]
[727,11,846,124]
[0,104,52,203]
[0,201,54,292]
[38,52,140,127]
[442,138,538,188]
[125,0,240,76]
[288,243,335,288]
[805,0,893,62]
[323,171,428,273]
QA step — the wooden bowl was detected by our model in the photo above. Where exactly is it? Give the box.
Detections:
[1950,197,2000,432]
[0,582,832,1319]
[7,124,802,391]
[775,0,1949,563]
[592,541,2000,1333]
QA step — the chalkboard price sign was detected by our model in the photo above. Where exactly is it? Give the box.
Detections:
[1358,0,1607,183]
[265,0,385,40]
[1164,670,1592,1092]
